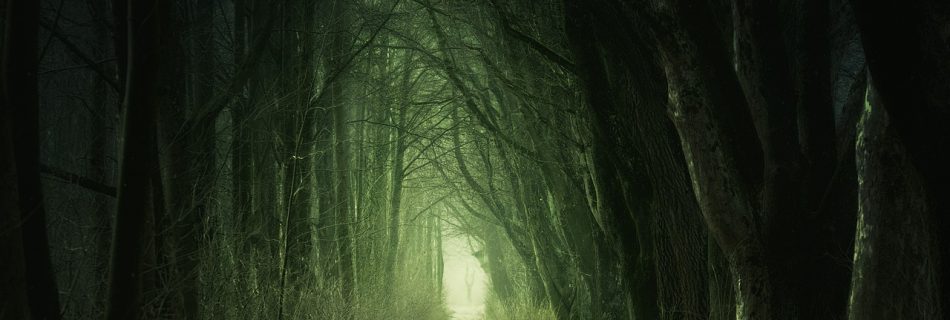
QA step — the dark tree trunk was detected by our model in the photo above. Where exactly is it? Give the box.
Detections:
[483,228,515,301]
[88,17,117,312]
[3,0,63,318]
[0,79,29,320]
[631,0,771,317]
[314,108,337,278]
[384,97,407,294]
[231,0,252,253]
[850,1,950,316]
[435,218,444,295]
[280,0,318,283]
[153,3,206,318]
[333,70,356,315]
[847,82,942,319]
[564,1,714,319]
[106,0,169,318]
[562,4,652,318]
[330,0,355,305]
[383,147,405,288]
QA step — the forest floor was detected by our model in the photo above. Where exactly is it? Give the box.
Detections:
[449,305,485,320]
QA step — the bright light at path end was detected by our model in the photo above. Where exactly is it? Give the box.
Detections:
[443,234,487,320]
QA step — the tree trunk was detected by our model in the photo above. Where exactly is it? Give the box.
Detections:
[0,83,29,320]
[644,1,772,317]
[384,101,407,294]
[564,1,713,318]
[3,0,63,318]
[850,1,950,315]
[483,228,515,301]
[334,79,355,314]
[330,0,355,304]
[435,218,444,295]
[153,3,205,318]
[847,81,942,319]
[314,108,337,278]
[106,1,169,318]
[279,2,318,299]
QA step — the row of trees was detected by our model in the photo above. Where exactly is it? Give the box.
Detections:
[3,0,449,318]
[560,0,949,318]
[2,0,947,319]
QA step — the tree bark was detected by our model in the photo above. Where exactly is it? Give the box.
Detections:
[848,83,942,319]
[563,1,715,319]
[641,0,772,317]
[850,2,950,315]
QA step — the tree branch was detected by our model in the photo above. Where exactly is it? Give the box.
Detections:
[39,163,116,197]
[485,0,575,73]
[38,19,121,93]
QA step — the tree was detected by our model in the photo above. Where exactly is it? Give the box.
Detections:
[2,0,63,318]
[848,0,950,317]
[106,0,170,318]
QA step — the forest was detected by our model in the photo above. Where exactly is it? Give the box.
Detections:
[1,0,948,319]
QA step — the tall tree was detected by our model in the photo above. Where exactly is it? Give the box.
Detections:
[106,0,171,318]
[154,2,209,318]
[0,12,30,316]
[848,0,950,317]
[3,0,63,318]
[330,0,356,308]
[384,53,411,295]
